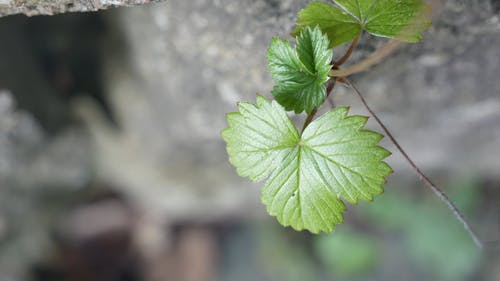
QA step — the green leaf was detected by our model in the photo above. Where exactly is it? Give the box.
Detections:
[292,0,431,48]
[292,2,361,48]
[223,95,300,182]
[267,26,332,114]
[222,96,392,233]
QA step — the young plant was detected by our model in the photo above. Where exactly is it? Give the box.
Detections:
[222,0,483,248]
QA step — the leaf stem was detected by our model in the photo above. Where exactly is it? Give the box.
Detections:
[301,108,318,134]
[344,78,484,250]
[334,34,360,68]
[330,40,403,77]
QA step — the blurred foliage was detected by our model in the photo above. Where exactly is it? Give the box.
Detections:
[256,225,318,281]
[314,228,378,278]
[223,179,484,281]
[404,206,481,281]
[448,178,481,213]
[360,178,482,281]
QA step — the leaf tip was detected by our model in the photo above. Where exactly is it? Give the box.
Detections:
[336,106,350,116]
[255,94,268,105]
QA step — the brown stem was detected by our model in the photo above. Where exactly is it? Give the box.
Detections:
[330,40,403,77]
[334,34,360,68]
[345,78,484,250]
[301,108,318,134]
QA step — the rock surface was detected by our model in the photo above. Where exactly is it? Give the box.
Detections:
[81,0,500,221]
[79,0,311,221]
[0,0,167,17]
[1,0,500,279]
[0,91,90,279]
[0,0,498,235]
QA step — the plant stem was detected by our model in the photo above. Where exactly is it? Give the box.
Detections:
[330,40,402,77]
[344,78,484,250]
[334,34,360,68]
[301,108,318,134]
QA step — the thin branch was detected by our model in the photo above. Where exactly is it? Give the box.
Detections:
[345,78,484,250]
[330,40,403,77]
[301,108,318,134]
[334,34,360,68]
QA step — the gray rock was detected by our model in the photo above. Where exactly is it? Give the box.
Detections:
[76,0,500,224]
[1,0,499,279]
[0,91,91,280]
[75,0,311,221]
[0,0,168,17]
[1,0,497,228]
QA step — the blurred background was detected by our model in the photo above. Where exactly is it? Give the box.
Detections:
[0,0,499,280]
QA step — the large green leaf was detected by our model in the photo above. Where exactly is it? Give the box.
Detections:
[267,26,332,114]
[293,0,431,47]
[223,95,299,182]
[222,96,392,233]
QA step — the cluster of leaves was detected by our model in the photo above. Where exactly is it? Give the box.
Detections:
[222,0,431,233]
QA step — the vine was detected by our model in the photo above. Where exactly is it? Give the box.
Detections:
[222,0,483,249]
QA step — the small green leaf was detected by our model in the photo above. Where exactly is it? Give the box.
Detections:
[267,26,332,114]
[222,96,392,233]
[293,0,431,47]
